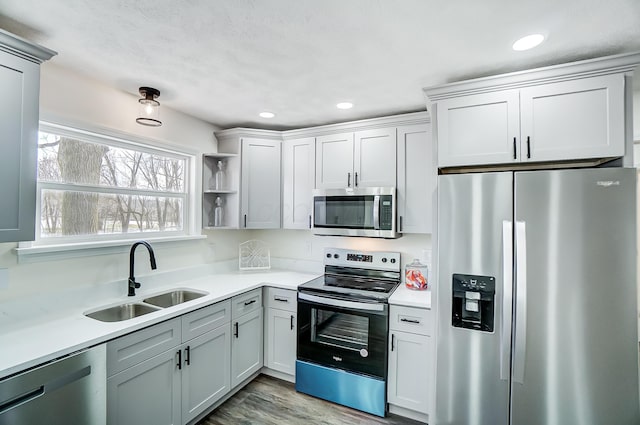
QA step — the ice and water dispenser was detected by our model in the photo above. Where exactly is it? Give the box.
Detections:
[452,273,496,332]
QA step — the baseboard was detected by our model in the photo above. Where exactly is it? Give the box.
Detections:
[388,404,429,423]
[260,366,295,383]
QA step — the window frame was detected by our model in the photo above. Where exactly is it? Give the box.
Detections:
[22,121,201,249]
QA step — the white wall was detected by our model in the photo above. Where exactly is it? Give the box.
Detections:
[255,229,433,275]
[0,64,251,302]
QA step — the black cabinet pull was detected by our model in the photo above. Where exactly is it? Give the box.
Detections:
[290,315,295,330]
[513,137,517,159]
[400,318,420,324]
[274,297,288,303]
[176,350,182,370]
[308,215,312,229]
[244,214,247,228]
[244,299,256,306]
[347,172,351,187]
[354,172,358,187]
[391,334,395,351]
[399,216,403,232]
[526,136,531,159]
[234,322,239,338]
[185,346,190,366]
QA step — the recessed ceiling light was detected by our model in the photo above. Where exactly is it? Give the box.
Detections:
[336,102,354,110]
[259,111,275,118]
[512,34,545,51]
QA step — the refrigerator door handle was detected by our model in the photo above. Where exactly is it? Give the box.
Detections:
[501,220,513,381]
[513,220,528,384]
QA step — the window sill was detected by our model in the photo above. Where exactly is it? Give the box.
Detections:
[15,235,207,263]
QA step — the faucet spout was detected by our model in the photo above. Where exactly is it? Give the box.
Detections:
[128,241,157,296]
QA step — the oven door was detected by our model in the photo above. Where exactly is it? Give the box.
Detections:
[297,291,389,379]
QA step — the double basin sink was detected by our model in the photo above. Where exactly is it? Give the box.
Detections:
[85,289,208,322]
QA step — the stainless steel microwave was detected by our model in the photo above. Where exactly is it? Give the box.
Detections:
[312,187,398,238]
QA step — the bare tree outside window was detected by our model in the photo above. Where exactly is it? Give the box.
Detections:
[37,129,188,240]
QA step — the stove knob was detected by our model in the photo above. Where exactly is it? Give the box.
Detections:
[381,258,387,263]
[390,258,396,264]
[334,254,339,259]
[326,253,331,258]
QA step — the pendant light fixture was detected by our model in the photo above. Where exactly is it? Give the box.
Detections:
[136,86,162,127]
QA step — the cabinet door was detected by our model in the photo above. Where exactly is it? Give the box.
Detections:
[354,127,397,187]
[397,124,434,234]
[241,138,281,228]
[520,74,625,162]
[107,349,181,425]
[231,308,263,387]
[282,137,315,229]
[182,325,231,423]
[388,331,431,415]
[436,90,520,167]
[265,308,296,375]
[315,132,354,189]
[0,50,40,242]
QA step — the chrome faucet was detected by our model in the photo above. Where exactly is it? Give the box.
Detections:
[128,241,157,296]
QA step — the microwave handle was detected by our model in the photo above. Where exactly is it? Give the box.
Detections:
[373,195,380,230]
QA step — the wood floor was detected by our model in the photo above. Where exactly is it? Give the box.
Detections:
[197,374,423,425]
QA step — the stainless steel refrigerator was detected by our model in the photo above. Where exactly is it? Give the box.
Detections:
[435,167,640,425]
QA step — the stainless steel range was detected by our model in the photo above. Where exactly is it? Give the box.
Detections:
[296,248,401,417]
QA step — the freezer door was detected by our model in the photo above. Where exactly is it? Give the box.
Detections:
[512,168,639,425]
[436,172,513,425]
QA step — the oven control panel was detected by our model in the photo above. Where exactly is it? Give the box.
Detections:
[324,248,400,272]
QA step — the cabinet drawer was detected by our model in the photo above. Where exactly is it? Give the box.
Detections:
[107,318,181,376]
[389,306,433,336]
[232,288,262,318]
[182,299,231,342]
[263,287,297,312]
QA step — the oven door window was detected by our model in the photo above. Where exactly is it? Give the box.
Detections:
[311,308,369,352]
[314,196,374,229]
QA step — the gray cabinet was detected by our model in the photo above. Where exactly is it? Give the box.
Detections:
[387,305,433,420]
[231,288,264,387]
[106,300,232,425]
[263,287,297,377]
[396,123,434,234]
[0,31,55,242]
[426,54,640,168]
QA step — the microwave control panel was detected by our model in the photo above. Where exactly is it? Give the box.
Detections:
[380,195,393,230]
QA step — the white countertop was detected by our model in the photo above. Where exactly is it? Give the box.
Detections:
[389,284,432,309]
[0,263,432,380]
[0,266,319,380]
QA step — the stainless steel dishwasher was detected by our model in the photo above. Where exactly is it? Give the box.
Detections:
[0,344,106,425]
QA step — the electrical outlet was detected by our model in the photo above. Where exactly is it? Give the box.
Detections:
[422,249,432,266]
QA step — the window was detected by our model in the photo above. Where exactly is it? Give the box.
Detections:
[35,123,193,244]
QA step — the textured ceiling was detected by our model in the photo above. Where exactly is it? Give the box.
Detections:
[1,0,640,130]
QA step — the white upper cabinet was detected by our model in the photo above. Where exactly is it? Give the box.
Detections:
[0,32,55,242]
[211,129,283,230]
[397,123,434,234]
[435,90,520,167]
[315,132,354,189]
[519,74,624,162]
[426,53,640,168]
[316,127,396,189]
[241,138,282,229]
[282,137,315,229]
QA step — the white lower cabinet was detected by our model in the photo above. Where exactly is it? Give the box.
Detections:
[231,289,264,387]
[387,305,433,420]
[263,287,297,377]
[106,300,233,425]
